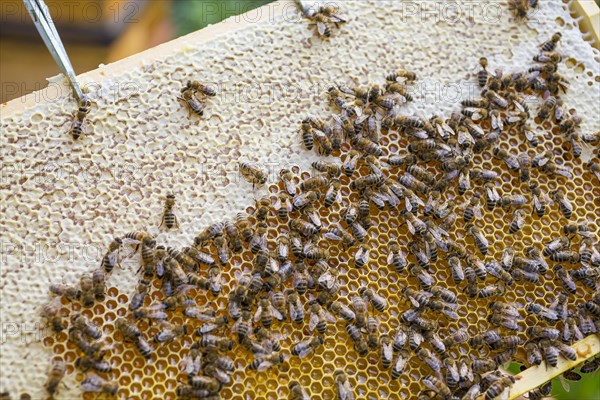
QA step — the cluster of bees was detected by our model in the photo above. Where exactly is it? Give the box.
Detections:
[37,16,600,400]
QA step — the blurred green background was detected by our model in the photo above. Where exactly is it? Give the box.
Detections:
[508,361,600,399]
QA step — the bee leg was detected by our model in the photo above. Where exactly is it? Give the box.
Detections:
[177,97,192,117]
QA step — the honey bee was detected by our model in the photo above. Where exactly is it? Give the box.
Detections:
[194,316,229,337]
[351,136,382,157]
[178,87,205,116]
[386,68,417,83]
[155,322,188,343]
[329,300,355,323]
[457,169,471,196]
[540,32,562,52]
[339,150,360,177]
[293,260,311,295]
[77,273,94,307]
[365,316,380,348]
[359,287,387,312]
[476,57,489,87]
[548,189,573,219]
[399,173,429,194]
[493,147,519,171]
[408,263,435,289]
[324,179,342,208]
[554,265,577,294]
[184,80,216,97]
[523,341,544,366]
[472,358,498,374]
[286,289,305,324]
[252,295,282,328]
[197,334,234,351]
[292,190,320,211]
[469,168,498,183]
[550,251,581,264]
[465,224,488,255]
[581,357,600,374]
[289,381,310,400]
[387,242,408,273]
[211,235,229,267]
[72,313,102,339]
[516,152,532,182]
[69,328,108,359]
[133,304,168,323]
[346,324,369,356]
[470,329,501,348]
[299,175,329,193]
[45,359,65,395]
[354,245,371,268]
[499,194,528,209]
[231,308,253,342]
[526,327,561,342]
[423,375,451,399]
[488,312,521,331]
[157,193,179,229]
[99,237,123,274]
[349,295,368,329]
[486,260,514,286]
[75,355,112,373]
[507,209,526,234]
[249,353,287,371]
[446,256,464,284]
[484,376,515,400]
[332,370,355,400]
[49,283,81,301]
[306,301,335,334]
[240,162,268,188]
[81,373,118,396]
[292,336,324,358]
[461,192,483,223]
[478,284,506,298]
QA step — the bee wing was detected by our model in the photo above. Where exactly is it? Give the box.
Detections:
[297,346,315,358]
[308,311,320,332]
[337,381,354,400]
[285,181,297,196]
[324,231,342,241]
[473,205,483,219]
[253,306,264,323]
[322,309,337,323]
[155,260,165,278]
[354,246,364,259]
[122,237,142,246]
[257,359,275,372]
[458,129,474,145]
[558,374,571,393]
[540,191,554,205]
[405,219,416,235]
[269,305,284,321]
[289,303,300,322]
[231,317,243,334]
[382,341,393,361]
[316,20,327,35]
[386,251,394,265]
[442,309,460,320]
[407,295,421,308]
[318,271,334,289]
[107,248,120,266]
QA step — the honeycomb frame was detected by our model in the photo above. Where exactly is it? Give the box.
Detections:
[1,1,600,399]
